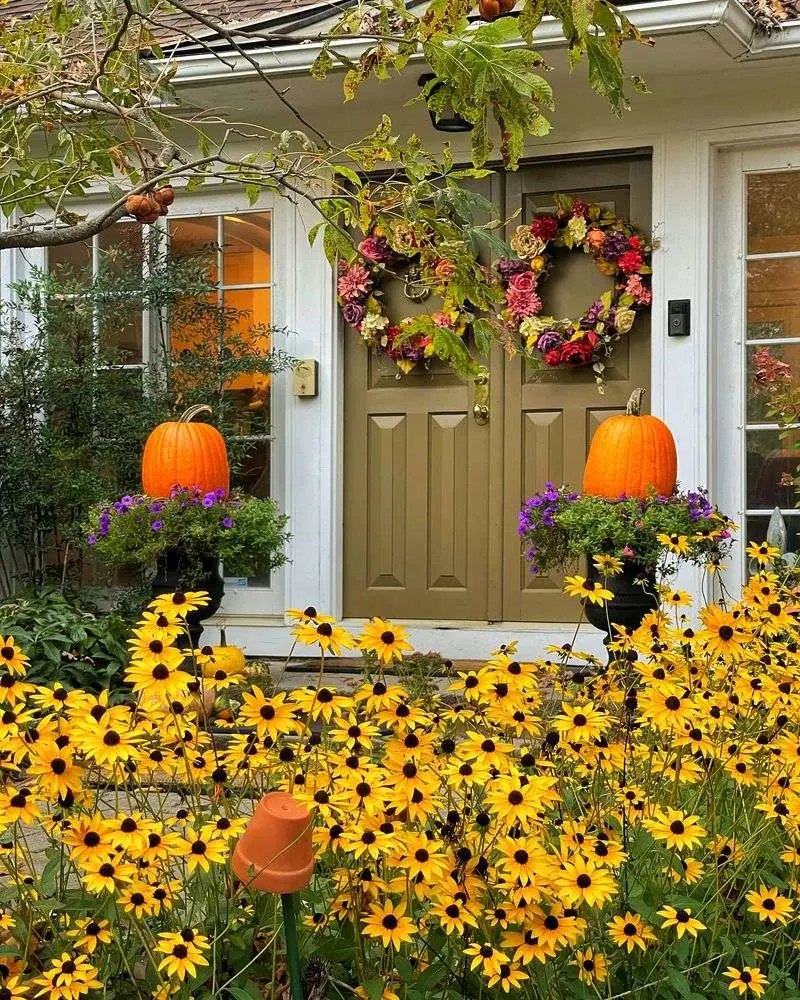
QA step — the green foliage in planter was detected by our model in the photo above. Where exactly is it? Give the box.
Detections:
[519,484,734,577]
[0,236,294,594]
[84,488,290,585]
[0,589,129,691]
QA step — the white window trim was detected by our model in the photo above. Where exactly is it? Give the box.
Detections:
[712,143,800,584]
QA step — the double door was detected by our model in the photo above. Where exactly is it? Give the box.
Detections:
[343,155,652,622]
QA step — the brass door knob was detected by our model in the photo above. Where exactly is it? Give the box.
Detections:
[473,403,489,425]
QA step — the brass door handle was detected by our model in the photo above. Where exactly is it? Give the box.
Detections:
[473,366,489,424]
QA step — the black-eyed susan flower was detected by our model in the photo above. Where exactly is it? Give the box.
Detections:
[592,553,624,576]
[150,591,210,616]
[745,884,793,924]
[118,881,157,918]
[556,857,616,907]
[286,606,335,624]
[239,689,301,740]
[125,660,189,701]
[81,857,134,895]
[292,620,355,655]
[657,904,706,938]
[156,928,210,981]
[485,962,529,993]
[724,966,768,996]
[361,898,415,949]
[664,588,692,608]
[33,953,102,1000]
[464,942,507,975]
[554,702,609,742]
[563,575,613,605]
[657,532,690,555]
[699,605,749,658]
[177,834,228,874]
[573,948,608,985]
[358,618,413,664]
[644,808,706,850]
[0,786,40,825]
[746,540,781,566]
[0,975,28,1000]
[0,637,28,677]
[607,912,657,952]
[66,918,112,954]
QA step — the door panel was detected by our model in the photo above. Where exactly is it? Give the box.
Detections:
[343,343,493,619]
[502,158,652,621]
[343,156,652,623]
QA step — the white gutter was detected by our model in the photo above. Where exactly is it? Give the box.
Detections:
[168,0,760,84]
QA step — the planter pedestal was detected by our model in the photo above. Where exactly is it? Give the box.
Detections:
[582,560,658,658]
[151,549,224,649]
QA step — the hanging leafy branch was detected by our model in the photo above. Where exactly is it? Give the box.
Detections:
[0,0,653,250]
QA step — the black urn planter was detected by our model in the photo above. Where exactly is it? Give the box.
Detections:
[151,548,225,649]
[582,559,658,655]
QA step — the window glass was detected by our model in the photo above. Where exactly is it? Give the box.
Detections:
[745,170,800,553]
[169,212,274,587]
[747,171,800,254]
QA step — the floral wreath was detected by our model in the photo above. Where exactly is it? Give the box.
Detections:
[494,194,654,388]
[336,234,471,376]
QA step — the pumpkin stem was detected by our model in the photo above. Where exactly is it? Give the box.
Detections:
[625,388,646,416]
[219,625,227,648]
[178,404,213,423]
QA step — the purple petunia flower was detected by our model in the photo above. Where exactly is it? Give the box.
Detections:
[87,533,97,545]
[202,493,216,508]
[215,488,226,499]
[151,520,163,532]
[149,501,164,513]
[222,516,233,529]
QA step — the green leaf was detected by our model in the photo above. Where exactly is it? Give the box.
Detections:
[39,852,62,898]
[473,318,494,356]
[362,980,385,1000]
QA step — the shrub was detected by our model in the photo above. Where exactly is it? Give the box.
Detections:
[0,588,128,690]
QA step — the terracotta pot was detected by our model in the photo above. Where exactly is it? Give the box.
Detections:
[232,792,313,894]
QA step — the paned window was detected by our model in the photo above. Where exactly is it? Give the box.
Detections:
[744,172,800,547]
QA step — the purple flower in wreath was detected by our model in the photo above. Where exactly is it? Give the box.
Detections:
[342,302,366,327]
[584,299,606,326]
[535,330,563,354]
[600,231,630,262]
[222,516,234,529]
[496,257,531,281]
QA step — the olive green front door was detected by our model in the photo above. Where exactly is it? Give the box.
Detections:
[343,154,652,622]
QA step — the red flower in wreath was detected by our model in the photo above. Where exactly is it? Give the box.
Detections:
[560,338,595,366]
[530,215,559,241]
[543,348,563,368]
[618,250,645,275]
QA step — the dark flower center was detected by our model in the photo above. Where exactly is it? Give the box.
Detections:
[149,640,164,654]
[573,714,587,727]
[317,623,333,637]
[99,863,115,877]
[152,664,170,680]
[380,630,395,644]
[718,625,734,641]
[665,696,681,711]
[381,914,398,930]
[576,874,592,889]
[670,820,685,835]
[103,731,121,746]
[623,922,638,936]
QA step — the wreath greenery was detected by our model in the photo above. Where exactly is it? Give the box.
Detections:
[336,236,485,377]
[336,193,654,387]
[493,193,654,387]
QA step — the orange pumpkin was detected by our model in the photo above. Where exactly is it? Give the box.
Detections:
[583,388,677,500]
[142,404,229,499]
